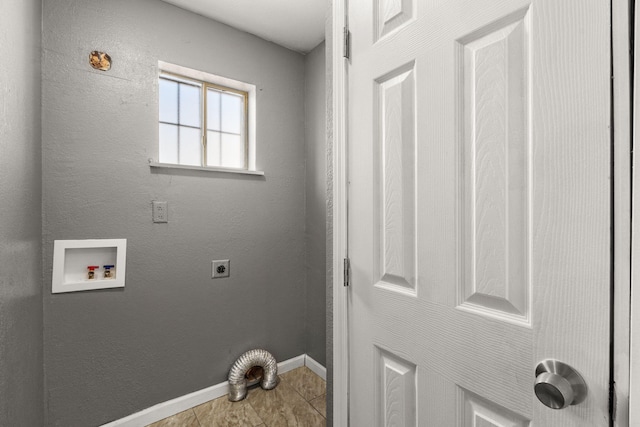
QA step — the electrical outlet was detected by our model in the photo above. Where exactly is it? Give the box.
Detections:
[152,201,168,223]
[212,260,230,278]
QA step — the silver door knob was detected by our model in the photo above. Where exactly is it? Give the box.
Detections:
[534,360,587,409]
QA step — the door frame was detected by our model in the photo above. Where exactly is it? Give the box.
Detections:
[330,0,349,425]
[331,1,633,425]
[614,2,633,426]
[629,1,640,425]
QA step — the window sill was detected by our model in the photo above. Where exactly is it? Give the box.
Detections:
[149,161,265,176]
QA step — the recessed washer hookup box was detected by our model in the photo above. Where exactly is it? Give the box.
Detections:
[52,239,127,294]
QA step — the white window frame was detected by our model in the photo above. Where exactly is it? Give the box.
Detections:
[152,61,261,175]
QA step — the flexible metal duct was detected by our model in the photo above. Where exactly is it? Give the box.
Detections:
[228,349,278,401]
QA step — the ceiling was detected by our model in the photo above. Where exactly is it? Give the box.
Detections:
[160,0,327,53]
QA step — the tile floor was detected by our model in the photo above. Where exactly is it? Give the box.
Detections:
[147,367,326,427]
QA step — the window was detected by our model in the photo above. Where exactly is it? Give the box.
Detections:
[157,64,256,172]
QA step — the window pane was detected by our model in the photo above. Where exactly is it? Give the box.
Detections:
[179,126,201,166]
[159,79,178,124]
[207,89,221,131]
[206,131,221,167]
[221,92,243,134]
[159,124,178,164]
[221,133,244,168]
[179,83,201,128]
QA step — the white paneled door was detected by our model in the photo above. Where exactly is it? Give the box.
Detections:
[347,0,611,425]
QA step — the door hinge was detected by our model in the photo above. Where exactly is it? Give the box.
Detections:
[343,257,350,287]
[343,26,350,59]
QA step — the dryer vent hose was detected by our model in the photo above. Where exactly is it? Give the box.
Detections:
[228,349,278,401]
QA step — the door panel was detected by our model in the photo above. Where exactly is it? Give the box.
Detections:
[374,62,417,295]
[376,347,418,426]
[348,0,611,425]
[458,8,530,324]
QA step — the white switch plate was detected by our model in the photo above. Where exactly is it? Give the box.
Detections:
[152,201,168,223]
[212,260,230,278]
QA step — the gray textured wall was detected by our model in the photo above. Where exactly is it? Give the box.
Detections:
[0,0,44,426]
[42,1,308,425]
[305,42,327,366]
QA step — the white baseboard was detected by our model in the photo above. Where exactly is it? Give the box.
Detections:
[101,353,321,427]
[278,353,306,373]
[304,354,326,381]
